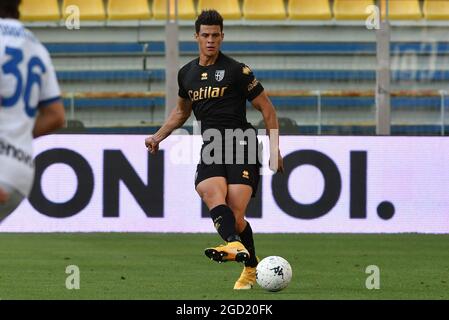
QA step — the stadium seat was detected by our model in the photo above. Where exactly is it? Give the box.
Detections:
[108,0,151,20]
[423,0,449,20]
[288,0,332,20]
[153,0,196,20]
[243,0,287,20]
[198,0,241,20]
[333,0,374,20]
[381,0,422,20]
[20,0,61,21]
[62,0,106,20]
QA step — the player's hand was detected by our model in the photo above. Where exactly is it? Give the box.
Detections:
[269,150,284,173]
[145,135,160,154]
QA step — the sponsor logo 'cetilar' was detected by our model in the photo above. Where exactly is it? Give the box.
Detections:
[188,86,228,102]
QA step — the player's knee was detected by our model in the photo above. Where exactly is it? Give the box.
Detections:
[197,188,224,208]
[196,187,208,200]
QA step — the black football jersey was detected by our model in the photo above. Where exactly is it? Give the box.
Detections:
[178,51,264,134]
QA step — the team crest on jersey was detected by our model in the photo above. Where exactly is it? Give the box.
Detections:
[242,66,252,75]
[215,70,225,82]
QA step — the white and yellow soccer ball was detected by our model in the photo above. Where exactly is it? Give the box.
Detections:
[256,256,293,292]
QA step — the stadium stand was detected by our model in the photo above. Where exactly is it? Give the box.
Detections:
[198,0,241,20]
[19,0,61,21]
[18,0,449,135]
[333,0,374,20]
[62,0,106,21]
[18,0,449,22]
[243,0,287,20]
[382,0,423,20]
[152,0,196,20]
[423,0,449,20]
[108,0,152,20]
[288,0,332,20]
[46,37,449,135]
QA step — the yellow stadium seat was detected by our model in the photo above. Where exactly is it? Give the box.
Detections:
[333,0,374,20]
[289,0,332,20]
[62,0,105,20]
[243,0,286,20]
[198,0,241,20]
[20,0,61,21]
[423,0,449,20]
[108,0,151,20]
[381,0,422,20]
[153,0,196,20]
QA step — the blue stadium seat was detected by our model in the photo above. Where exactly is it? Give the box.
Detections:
[44,42,449,56]
[56,69,449,83]
[62,96,443,110]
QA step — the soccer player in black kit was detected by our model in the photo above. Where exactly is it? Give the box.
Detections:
[145,10,284,290]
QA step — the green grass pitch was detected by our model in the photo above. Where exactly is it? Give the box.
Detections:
[0,233,448,299]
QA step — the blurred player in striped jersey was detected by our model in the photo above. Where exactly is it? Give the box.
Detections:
[0,0,65,223]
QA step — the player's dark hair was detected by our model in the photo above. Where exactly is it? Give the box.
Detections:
[195,10,223,34]
[0,0,21,19]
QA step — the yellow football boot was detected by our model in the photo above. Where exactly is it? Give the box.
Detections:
[204,241,250,263]
[233,265,257,290]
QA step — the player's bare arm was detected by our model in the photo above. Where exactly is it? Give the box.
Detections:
[251,90,284,173]
[145,97,193,154]
[32,100,65,138]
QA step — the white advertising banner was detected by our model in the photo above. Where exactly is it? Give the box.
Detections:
[1,135,448,233]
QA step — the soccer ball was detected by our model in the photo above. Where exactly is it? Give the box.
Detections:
[256,256,292,292]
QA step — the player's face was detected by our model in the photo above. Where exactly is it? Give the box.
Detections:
[195,25,224,58]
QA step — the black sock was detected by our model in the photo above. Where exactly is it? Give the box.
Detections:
[209,204,241,243]
[239,221,258,267]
